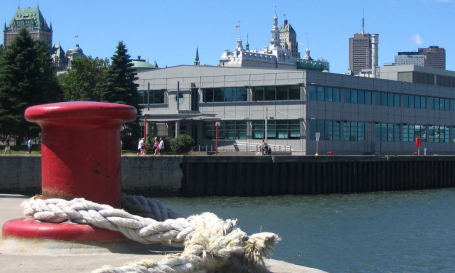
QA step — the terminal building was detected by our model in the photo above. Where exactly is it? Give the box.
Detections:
[136,65,455,155]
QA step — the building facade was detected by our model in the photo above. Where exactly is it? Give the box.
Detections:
[219,12,298,69]
[3,7,52,47]
[418,46,446,70]
[136,65,455,155]
[395,52,426,67]
[379,65,455,88]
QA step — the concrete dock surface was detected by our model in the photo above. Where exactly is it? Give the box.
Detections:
[0,194,325,273]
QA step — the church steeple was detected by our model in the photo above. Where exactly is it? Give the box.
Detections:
[194,47,200,65]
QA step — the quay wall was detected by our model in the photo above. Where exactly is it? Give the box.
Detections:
[1,155,455,197]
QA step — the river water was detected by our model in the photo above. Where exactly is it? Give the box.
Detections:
[155,188,455,272]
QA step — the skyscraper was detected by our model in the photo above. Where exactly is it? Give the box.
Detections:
[349,15,378,75]
[418,46,445,70]
[395,46,445,70]
[3,7,52,48]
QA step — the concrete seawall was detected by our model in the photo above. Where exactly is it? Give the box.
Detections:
[2,155,455,197]
[0,156,184,197]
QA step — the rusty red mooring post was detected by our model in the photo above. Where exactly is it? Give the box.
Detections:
[2,102,136,243]
[25,101,137,208]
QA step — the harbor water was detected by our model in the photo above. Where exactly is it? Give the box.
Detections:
[155,188,455,272]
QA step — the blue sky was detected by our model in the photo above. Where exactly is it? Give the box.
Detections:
[2,0,454,73]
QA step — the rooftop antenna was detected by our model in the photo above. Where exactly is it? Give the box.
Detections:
[362,8,365,34]
[283,14,287,21]
[306,33,309,47]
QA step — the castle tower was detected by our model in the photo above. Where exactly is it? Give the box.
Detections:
[3,7,52,48]
[279,19,300,59]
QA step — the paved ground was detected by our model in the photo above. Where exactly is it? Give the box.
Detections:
[0,194,325,273]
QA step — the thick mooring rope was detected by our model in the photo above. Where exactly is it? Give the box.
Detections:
[21,195,280,273]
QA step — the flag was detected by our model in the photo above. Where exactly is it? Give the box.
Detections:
[235,25,240,28]
[75,35,78,38]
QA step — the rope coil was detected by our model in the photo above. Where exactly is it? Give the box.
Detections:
[21,195,280,272]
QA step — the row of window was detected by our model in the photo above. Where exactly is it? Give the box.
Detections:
[203,120,453,143]
[311,120,451,143]
[311,85,455,111]
[203,120,300,140]
[139,85,455,111]
[202,86,300,102]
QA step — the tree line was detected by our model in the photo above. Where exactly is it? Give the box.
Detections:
[0,28,142,149]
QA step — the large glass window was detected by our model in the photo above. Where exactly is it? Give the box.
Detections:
[310,120,340,140]
[403,95,426,109]
[204,121,247,139]
[403,125,426,142]
[150,90,165,103]
[375,92,400,107]
[429,125,449,142]
[343,122,365,141]
[310,85,340,102]
[267,120,300,139]
[254,85,300,101]
[138,90,166,104]
[252,121,265,139]
[429,97,450,111]
[344,89,372,104]
[375,123,400,141]
[203,87,247,102]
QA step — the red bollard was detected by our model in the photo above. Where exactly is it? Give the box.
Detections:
[2,102,136,246]
[25,102,137,208]
[327,151,333,156]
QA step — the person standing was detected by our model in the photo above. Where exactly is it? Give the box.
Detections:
[158,137,164,155]
[4,135,11,155]
[26,138,32,154]
[137,138,144,155]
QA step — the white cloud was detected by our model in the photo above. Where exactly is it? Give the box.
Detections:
[410,34,423,45]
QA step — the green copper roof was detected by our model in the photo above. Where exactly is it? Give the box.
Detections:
[7,7,51,31]
[132,56,157,70]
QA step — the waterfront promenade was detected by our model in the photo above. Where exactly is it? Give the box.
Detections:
[0,194,325,272]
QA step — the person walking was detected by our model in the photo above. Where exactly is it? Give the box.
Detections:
[153,137,159,155]
[4,135,11,155]
[26,138,32,154]
[158,137,164,155]
[137,138,144,155]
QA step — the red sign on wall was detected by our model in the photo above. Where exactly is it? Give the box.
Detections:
[415,138,422,148]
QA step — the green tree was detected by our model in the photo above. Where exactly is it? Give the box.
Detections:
[101,41,141,149]
[0,28,60,145]
[34,39,63,103]
[35,39,63,103]
[60,56,110,101]
[170,134,195,154]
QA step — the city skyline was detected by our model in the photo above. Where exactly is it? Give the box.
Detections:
[1,0,453,73]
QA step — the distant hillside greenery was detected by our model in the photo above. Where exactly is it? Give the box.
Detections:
[0,29,141,149]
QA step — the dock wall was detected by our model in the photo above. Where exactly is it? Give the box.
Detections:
[1,155,455,197]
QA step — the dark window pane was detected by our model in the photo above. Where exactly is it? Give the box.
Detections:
[265,86,275,100]
[333,88,340,102]
[365,91,372,104]
[344,89,351,103]
[309,86,317,100]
